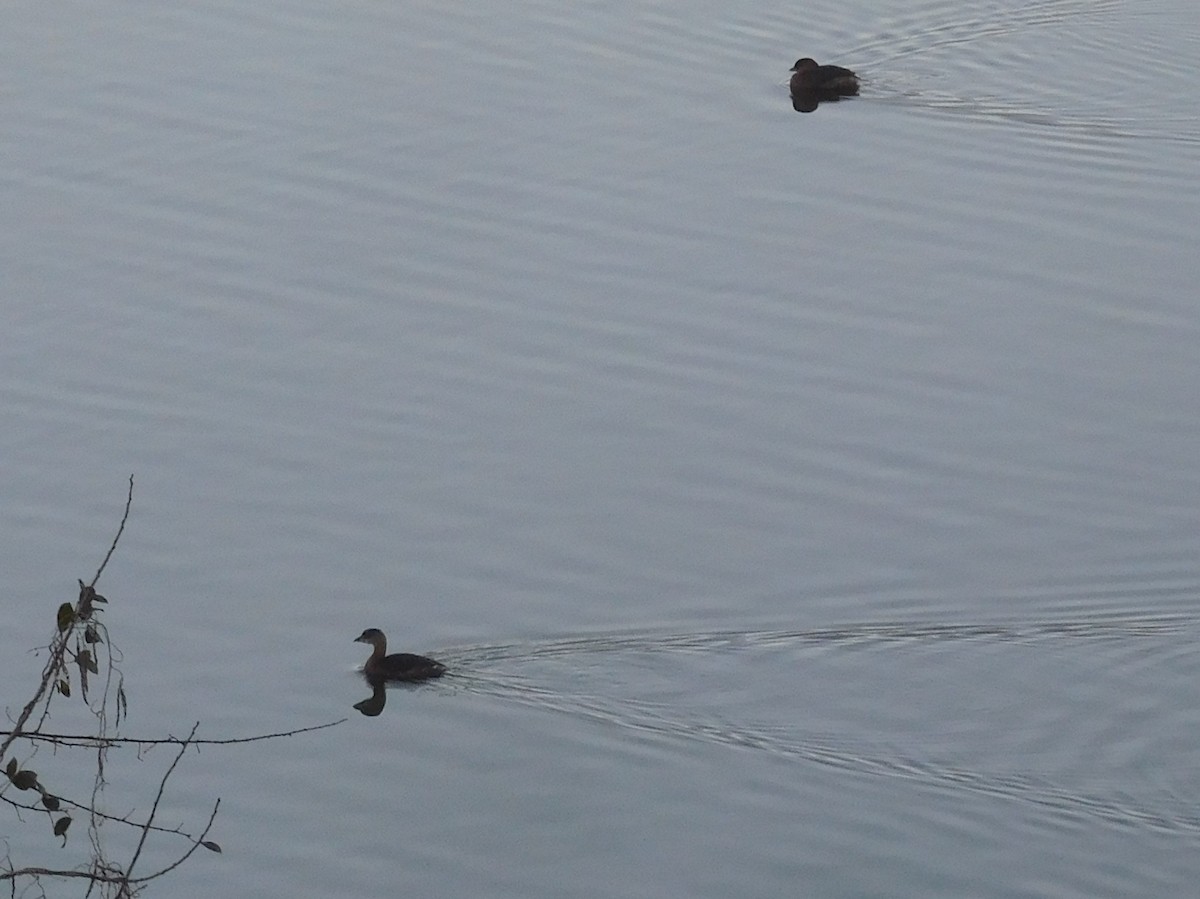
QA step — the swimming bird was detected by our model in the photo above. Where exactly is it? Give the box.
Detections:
[789,58,859,97]
[354,628,446,681]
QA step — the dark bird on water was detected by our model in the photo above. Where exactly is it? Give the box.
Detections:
[354,628,447,681]
[789,58,859,97]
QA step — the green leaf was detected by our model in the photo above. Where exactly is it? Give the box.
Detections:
[13,769,39,791]
[42,793,60,811]
[57,602,75,632]
[201,840,222,853]
[58,679,71,697]
[85,624,101,644]
[5,758,16,778]
[54,816,72,839]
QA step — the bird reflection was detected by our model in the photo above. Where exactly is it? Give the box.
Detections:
[790,89,827,113]
[353,679,388,717]
[352,669,449,716]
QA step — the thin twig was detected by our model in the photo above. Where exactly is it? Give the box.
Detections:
[0,792,202,844]
[2,718,347,748]
[120,722,198,888]
[90,475,133,589]
[126,799,220,886]
[0,868,119,884]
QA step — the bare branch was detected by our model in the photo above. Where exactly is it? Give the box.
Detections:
[0,794,219,889]
[3,478,340,897]
[0,477,133,764]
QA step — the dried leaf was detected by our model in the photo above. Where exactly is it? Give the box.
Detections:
[85,624,102,644]
[13,769,39,791]
[58,679,71,697]
[54,815,72,839]
[57,602,75,632]
[42,793,61,811]
[201,840,222,853]
[5,757,16,778]
[77,649,99,675]
[77,582,105,620]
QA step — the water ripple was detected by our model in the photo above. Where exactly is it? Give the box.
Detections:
[836,0,1200,145]
[443,613,1196,666]
[442,618,1200,839]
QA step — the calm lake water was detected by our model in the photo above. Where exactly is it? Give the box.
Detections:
[4,0,1200,896]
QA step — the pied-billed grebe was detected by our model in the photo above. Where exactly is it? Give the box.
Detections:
[354,628,447,681]
[790,58,859,96]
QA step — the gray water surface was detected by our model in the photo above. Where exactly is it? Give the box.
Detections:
[4,0,1200,896]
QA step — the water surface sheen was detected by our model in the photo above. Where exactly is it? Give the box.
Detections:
[3,0,1200,896]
